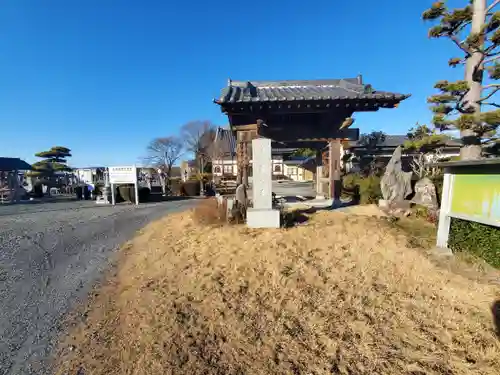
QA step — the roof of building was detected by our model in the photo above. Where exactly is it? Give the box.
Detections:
[284,156,310,166]
[73,166,106,170]
[348,135,462,148]
[215,76,410,104]
[212,127,237,156]
[0,157,32,171]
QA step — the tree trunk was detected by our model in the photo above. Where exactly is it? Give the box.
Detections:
[461,0,486,160]
[199,157,204,196]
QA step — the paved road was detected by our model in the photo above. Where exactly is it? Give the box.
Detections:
[0,199,197,375]
[248,181,316,201]
[272,180,316,198]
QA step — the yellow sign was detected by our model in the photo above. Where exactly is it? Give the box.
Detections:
[450,174,500,225]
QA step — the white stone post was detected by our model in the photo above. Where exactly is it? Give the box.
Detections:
[246,138,280,228]
[436,171,454,248]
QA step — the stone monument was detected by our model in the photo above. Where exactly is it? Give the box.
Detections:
[96,169,112,204]
[233,183,248,222]
[246,138,280,228]
[380,146,413,212]
[412,177,438,210]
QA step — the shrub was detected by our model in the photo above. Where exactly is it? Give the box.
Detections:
[181,180,201,196]
[413,204,439,225]
[341,173,361,201]
[358,175,382,204]
[192,198,227,225]
[449,218,500,269]
[75,186,83,200]
[430,175,444,205]
[170,180,182,196]
[340,173,381,204]
[83,185,91,200]
[138,187,151,202]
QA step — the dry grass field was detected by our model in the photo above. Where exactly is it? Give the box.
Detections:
[55,202,500,375]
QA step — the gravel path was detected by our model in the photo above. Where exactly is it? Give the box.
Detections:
[0,199,197,375]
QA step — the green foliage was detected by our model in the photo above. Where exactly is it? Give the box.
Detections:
[341,173,360,201]
[27,146,72,177]
[291,148,316,157]
[359,175,382,204]
[358,131,386,150]
[341,173,382,204]
[422,1,500,156]
[404,123,448,153]
[449,218,500,269]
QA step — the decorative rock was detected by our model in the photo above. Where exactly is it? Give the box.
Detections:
[380,146,412,207]
[235,184,247,206]
[412,177,438,210]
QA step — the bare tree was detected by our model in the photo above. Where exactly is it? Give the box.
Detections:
[409,149,445,180]
[145,136,184,177]
[180,120,216,193]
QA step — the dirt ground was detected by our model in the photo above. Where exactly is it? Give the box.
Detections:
[55,205,500,375]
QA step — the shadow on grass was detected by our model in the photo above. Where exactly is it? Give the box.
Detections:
[282,207,316,228]
[386,217,437,250]
[493,300,500,339]
[277,195,316,203]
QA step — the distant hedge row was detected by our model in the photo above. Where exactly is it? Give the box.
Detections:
[449,218,500,269]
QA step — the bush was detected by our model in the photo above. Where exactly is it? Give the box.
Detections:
[83,185,91,200]
[412,204,439,225]
[75,186,83,200]
[359,175,382,204]
[341,173,381,204]
[138,187,151,202]
[181,180,201,196]
[33,183,44,198]
[449,218,500,268]
[341,173,361,202]
[170,180,182,196]
[430,176,444,205]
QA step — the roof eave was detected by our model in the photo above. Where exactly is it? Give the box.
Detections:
[215,93,411,106]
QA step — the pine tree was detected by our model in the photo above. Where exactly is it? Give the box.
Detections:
[423,0,500,159]
[291,148,316,157]
[404,123,448,153]
[27,146,72,177]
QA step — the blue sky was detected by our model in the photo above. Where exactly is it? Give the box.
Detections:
[0,0,465,167]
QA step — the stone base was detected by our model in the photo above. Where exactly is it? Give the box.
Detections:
[247,208,280,229]
[378,199,411,210]
[96,196,110,204]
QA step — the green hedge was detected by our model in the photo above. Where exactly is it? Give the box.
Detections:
[341,173,382,204]
[449,218,500,269]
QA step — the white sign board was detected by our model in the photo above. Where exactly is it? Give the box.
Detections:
[76,169,93,184]
[108,165,139,206]
[109,166,138,184]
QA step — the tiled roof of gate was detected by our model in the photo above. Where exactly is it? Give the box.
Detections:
[216,77,409,104]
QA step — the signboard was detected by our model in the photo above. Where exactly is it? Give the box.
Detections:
[450,174,500,225]
[109,166,137,184]
[76,169,93,184]
[436,162,500,249]
[108,166,139,206]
